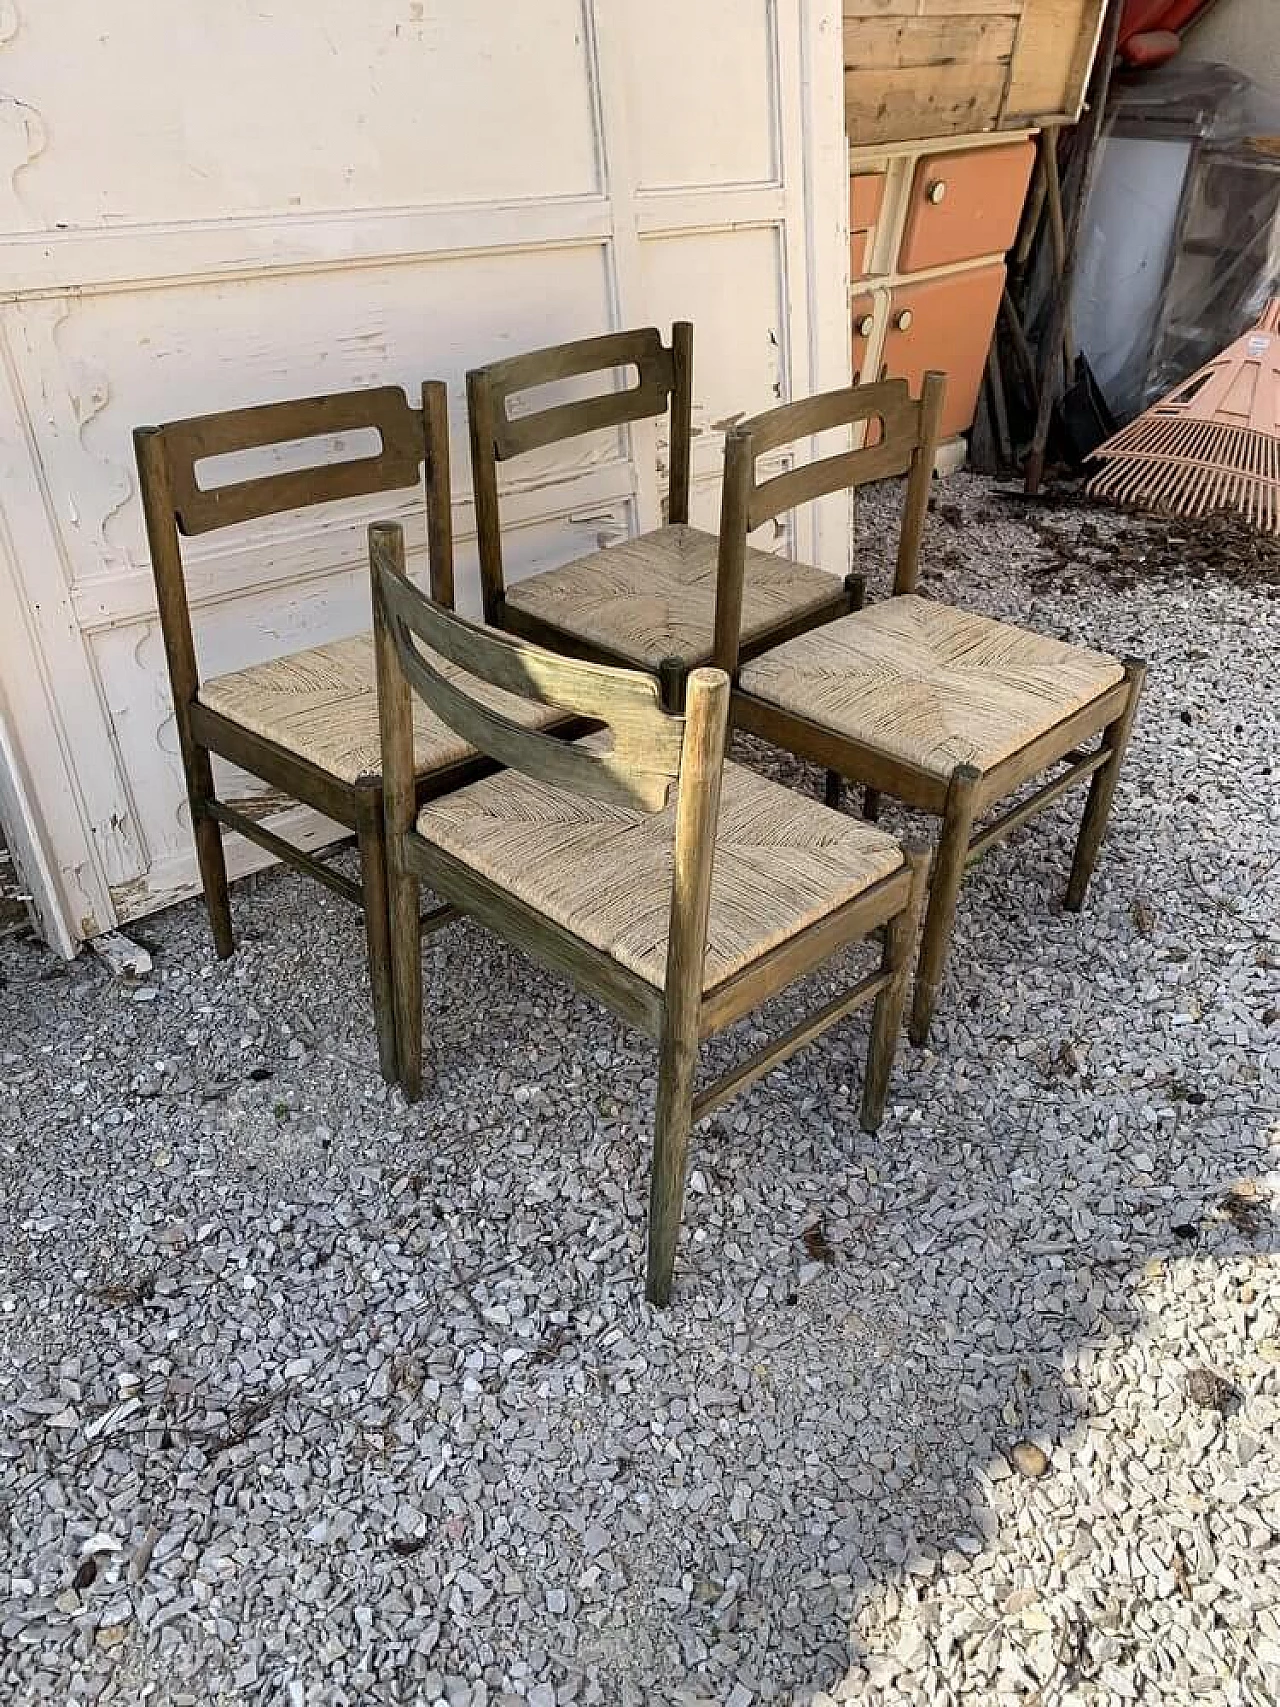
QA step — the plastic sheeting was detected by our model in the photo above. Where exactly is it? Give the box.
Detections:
[1076,62,1280,421]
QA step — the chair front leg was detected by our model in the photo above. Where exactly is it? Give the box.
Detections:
[646,1010,700,1308]
[355,782,399,1085]
[910,762,981,1047]
[1065,658,1147,913]
[861,845,930,1131]
[188,746,234,960]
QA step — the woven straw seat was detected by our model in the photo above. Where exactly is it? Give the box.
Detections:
[504,522,843,671]
[740,595,1125,780]
[201,631,561,786]
[417,749,904,990]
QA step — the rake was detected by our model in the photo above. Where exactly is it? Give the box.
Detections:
[1088,299,1280,533]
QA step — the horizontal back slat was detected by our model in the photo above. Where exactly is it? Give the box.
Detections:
[737,380,922,529]
[155,387,425,535]
[371,524,685,813]
[740,378,915,455]
[473,328,675,460]
[749,437,916,529]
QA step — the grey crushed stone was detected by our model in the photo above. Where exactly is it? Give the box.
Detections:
[1,473,1277,1705]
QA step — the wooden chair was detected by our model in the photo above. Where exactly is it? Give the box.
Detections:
[467,324,853,707]
[714,374,1147,1046]
[370,519,929,1304]
[134,382,559,1083]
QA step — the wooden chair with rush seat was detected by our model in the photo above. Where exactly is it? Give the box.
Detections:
[134,382,560,1082]
[467,324,855,708]
[369,520,930,1304]
[713,373,1147,1046]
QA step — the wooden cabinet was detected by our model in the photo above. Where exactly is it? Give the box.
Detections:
[843,0,1106,148]
[849,134,1034,448]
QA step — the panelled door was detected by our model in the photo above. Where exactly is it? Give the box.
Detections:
[0,1,849,953]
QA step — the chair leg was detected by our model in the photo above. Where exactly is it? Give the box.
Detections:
[189,750,233,959]
[861,845,930,1131]
[646,1013,700,1308]
[1065,658,1146,913]
[863,786,881,824]
[355,785,399,1085]
[824,770,843,810]
[386,837,423,1105]
[910,763,981,1047]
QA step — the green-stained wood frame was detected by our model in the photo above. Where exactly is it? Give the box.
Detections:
[371,520,930,1305]
[713,372,1147,1044]
[134,382,471,1084]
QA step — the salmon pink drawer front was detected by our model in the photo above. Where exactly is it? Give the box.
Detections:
[882,264,1004,438]
[849,172,885,279]
[898,141,1035,274]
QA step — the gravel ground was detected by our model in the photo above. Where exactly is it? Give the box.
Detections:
[2,474,1277,1706]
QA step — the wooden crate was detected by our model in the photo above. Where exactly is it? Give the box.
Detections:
[844,0,1106,146]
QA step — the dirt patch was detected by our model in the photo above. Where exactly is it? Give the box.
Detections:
[964,484,1280,596]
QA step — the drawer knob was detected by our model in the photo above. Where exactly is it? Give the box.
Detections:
[926,179,947,205]
[855,313,875,337]
[893,309,914,332]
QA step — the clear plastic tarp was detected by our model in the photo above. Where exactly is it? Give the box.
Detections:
[1076,62,1280,422]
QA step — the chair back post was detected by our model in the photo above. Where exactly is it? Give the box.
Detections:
[466,366,507,626]
[369,522,419,849]
[133,426,205,753]
[421,379,456,610]
[712,427,754,679]
[894,370,946,596]
[664,665,730,1015]
[668,320,694,525]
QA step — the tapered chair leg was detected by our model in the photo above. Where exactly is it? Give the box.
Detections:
[824,771,843,810]
[863,786,881,824]
[646,1015,700,1307]
[910,762,981,1047]
[355,783,399,1084]
[1065,658,1146,913]
[189,751,234,960]
[386,851,423,1103]
[861,845,930,1131]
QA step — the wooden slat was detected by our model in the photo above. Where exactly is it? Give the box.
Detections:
[371,524,687,814]
[693,968,891,1123]
[844,15,1018,71]
[967,747,1109,861]
[975,677,1128,811]
[845,61,1011,145]
[698,864,911,1037]
[472,328,675,461]
[200,802,363,906]
[750,439,915,530]
[156,387,425,536]
[1004,0,1105,123]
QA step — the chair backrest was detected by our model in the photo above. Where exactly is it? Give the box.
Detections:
[133,382,454,720]
[467,324,693,623]
[711,373,945,675]
[370,519,729,997]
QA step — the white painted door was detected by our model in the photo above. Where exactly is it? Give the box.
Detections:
[0,0,849,951]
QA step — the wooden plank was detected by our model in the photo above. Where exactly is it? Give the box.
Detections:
[1003,0,1105,124]
[692,968,890,1124]
[844,16,1018,72]
[845,61,1011,146]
